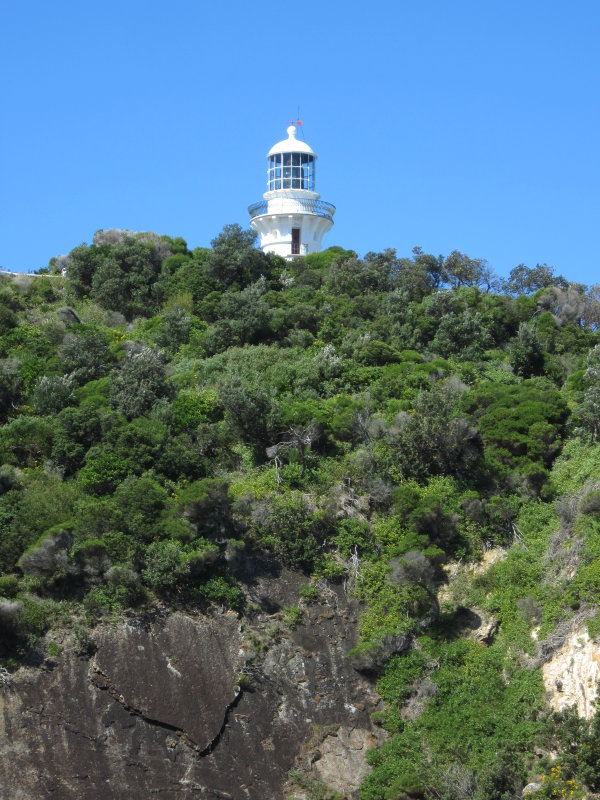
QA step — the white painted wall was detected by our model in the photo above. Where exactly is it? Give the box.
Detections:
[251,211,333,258]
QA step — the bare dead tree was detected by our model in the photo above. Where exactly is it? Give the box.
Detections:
[266,423,321,478]
[0,666,12,693]
[346,545,362,592]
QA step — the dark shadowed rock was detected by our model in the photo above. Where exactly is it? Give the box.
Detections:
[348,633,411,674]
[92,613,240,749]
[57,307,81,326]
[0,560,382,799]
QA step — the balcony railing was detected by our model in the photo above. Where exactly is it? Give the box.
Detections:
[248,201,268,217]
[248,198,335,221]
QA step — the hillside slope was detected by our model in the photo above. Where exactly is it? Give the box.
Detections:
[1,228,600,799]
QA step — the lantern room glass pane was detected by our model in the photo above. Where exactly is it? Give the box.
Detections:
[301,164,309,188]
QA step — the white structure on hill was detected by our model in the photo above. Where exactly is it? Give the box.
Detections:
[248,125,335,259]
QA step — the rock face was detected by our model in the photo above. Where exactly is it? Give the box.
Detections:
[473,614,499,646]
[298,726,385,797]
[542,628,600,718]
[91,612,242,752]
[0,558,382,799]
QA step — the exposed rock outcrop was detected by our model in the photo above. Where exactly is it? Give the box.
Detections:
[542,627,600,718]
[523,782,543,796]
[347,633,411,674]
[288,724,386,798]
[0,558,382,799]
[473,615,499,645]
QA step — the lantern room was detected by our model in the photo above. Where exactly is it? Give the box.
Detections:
[267,153,315,191]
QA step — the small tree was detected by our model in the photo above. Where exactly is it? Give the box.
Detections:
[142,541,188,593]
[110,346,173,419]
[508,322,544,378]
[59,330,110,384]
[156,306,192,351]
[572,345,600,441]
[33,375,75,415]
[206,224,272,289]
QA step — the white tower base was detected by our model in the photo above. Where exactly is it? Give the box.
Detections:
[249,191,334,258]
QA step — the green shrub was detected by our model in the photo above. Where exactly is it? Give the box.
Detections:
[283,605,304,628]
[0,574,19,597]
[335,518,374,558]
[47,640,63,657]
[142,540,188,593]
[299,584,320,603]
[313,553,346,582]
[78,450,128,495]
[110,346,174,419]
[193,572,244,610]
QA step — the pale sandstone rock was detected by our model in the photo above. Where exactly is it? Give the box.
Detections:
[472,546,507,575]
[438,547,507,605]
[542,628,600,718]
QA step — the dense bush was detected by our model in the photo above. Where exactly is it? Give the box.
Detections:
[0,227,597,796]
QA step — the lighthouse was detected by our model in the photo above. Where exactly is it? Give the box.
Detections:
[248,125,335,259]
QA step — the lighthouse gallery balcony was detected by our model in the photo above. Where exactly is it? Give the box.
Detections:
[248,196,336,223]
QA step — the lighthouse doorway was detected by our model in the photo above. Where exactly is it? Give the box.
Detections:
[291,228,301,255]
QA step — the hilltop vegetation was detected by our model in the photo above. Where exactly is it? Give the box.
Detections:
[2,225,600,798]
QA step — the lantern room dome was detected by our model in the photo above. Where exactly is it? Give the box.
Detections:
[267,125,316,157]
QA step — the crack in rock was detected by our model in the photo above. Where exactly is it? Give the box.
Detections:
[90,665,243,757]
[27,705,100,744]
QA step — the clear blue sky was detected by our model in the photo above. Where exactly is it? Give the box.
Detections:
[1,1,599,283]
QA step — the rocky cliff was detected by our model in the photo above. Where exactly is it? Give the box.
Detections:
[0,557,383,799]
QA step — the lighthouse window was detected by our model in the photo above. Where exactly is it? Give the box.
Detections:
[302,156,315,190]
[289,166,300,189]
[268,154,282,190]
[268,153,315,191]
[301,163,309,189]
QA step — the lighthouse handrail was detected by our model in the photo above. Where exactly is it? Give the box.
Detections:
[248,198,335,220]
[248,201,268,217]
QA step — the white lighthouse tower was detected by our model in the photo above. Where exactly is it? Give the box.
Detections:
[248,125,335,259]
